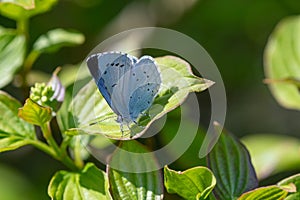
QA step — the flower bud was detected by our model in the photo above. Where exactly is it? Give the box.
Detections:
[29,67,65,113]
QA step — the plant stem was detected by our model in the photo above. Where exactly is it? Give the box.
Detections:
[29,140,58,159]
[17,17,30,98]
[17,18,29,39]
[74,136,84,169]
[41,123,79,171]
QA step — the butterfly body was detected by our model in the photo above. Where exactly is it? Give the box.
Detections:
[86,52,161,130]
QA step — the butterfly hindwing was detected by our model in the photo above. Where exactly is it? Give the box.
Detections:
[128,83,160,121]
[127,56,161,121]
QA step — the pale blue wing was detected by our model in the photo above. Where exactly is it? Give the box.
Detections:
[127,56,161,121]
[86,52,133,114]
[128,83,160,120]
[87,53,161,126]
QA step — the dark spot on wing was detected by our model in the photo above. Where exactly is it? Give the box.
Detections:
[133,73,135,76]
[112,84,117,87]
[111,63,114,66]
[116,63,119,66]
[120,64,124,67]
[104,71,107,75]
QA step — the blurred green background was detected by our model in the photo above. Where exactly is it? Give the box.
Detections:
[1,0,300,199]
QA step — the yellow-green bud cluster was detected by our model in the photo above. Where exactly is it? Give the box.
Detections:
[30,83,55,107]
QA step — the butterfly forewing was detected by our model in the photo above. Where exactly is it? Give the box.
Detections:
[87,52,132,112]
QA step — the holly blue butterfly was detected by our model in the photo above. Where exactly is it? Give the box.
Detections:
[86,52,161,133]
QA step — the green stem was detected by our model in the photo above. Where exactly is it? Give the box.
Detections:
[17,17,30,98]
[23,51,40,74]
[17,18,29,39]
[41,123,61,154]
[60,136,84,169]
[41,123,79,171]
[29,140,58,159]
[74,136,84,169]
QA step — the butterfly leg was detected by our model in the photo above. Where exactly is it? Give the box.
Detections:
[116,115,125,137]
[120,123,124,137]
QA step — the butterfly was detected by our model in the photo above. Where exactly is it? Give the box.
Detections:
[86,52,161,133]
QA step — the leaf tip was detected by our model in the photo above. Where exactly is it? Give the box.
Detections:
[204,78,215,88]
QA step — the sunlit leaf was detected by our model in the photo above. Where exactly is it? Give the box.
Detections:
[164,166,216,200]
[278,174,300,192]
[285,193,300,200]
[70,56,213,140]
[33,28,85,54]
[238,186,288,200]
[207,123,258,199]
[0,27,25,88]
[0,0,57,20]
[264,15,300,110]
[18,98,52,126]
[108,140,163,200]
[56,85,76,133]
[242,134,300,180]
[48,163,111,200]
[0,91,35,152]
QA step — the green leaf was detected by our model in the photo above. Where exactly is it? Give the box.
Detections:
[207,123,258,199]
[164,166,216,200]
[33,28,85,54]
[57,84,76,133]
[107,140,163,200]
[0,0,57,20]
[264,15,300,110]
[18,98,52,126]
[48,163,111,200]
[238,186,288,200]
[278,174,300,192]
[70,55,213,139]
[285,193,300,200]
[0,91,35,152]
[242,134,300,180]
[0,27,25,88]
